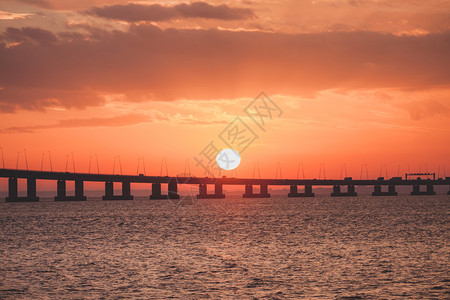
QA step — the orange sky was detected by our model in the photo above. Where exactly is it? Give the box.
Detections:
[0,0,449,190]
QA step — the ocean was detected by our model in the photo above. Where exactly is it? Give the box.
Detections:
[0,195,448,299]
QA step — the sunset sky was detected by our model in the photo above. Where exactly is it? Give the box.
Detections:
[0,0,449,186]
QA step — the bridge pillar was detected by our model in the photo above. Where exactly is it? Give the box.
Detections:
[412,184,420,194]
[150,181,179,200]
[331,185,357,197]
[388,184,397,194]
[288,184,297,196]
[56,180,66,198]
[168,179,180,199]
[6,177,39,202]
[105,181,113,198]
[411,184,436,196]
[373,185,381,194]
[348,185,357,196]
[260,184,269,196]
[102,181,133,200]
[427,184,436,195]
[27,178,37,200]
[55,179,86,201]
[243,184,253,198]
[197,183,207,198]
[305,185,314,196]
[331,185,340,196]
[122,181,132,199]
[75,180,87,201]
[288,184,315,197]
[243,184,270,198]
[348,185,355,194]
[215,183,225,198]
[150,183,163,199]
[6,177,18,201]
[197,183,225,199]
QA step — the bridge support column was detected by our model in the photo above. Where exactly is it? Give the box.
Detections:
[54,180,86,201]
[74,180,84,200]
[260,184,269,196]
[373,185,381,194]
[411,184,436,196]
[243,184,252,197]
[331,185,340,196]
[214,183,225,198]
[288,184,315,197]
[6,177,18,202]
[6,177,39,202]
[122,181,132,199]
[305,185,314,196]
[197,183,207,198]
[388,184,397,195]
[27,178,38,200]
[104,181,113,199]
[197,183,225,199]
[372,184,398,196]
[427,184,436,195]
[243,184,270,198]
[57,180,66,198]
[168,179,180,199]
[75,180,87,201]
[150,181,179,200]
[288,184,297,195]
[150,183,164,199]
[102,181,133,200]
[331,185,357,197]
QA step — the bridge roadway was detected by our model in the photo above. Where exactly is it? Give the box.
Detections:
[1,168,449,201]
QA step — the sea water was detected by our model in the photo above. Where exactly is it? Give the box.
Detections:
[0,195,448,299]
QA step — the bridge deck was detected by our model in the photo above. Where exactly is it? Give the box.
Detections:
[1,169,449,186]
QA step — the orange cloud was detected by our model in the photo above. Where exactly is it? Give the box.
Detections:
[1,24,449,112]
[0,10,33,20]
[403,99,450,121]
[0,113,152,133]
[86,2,255,22]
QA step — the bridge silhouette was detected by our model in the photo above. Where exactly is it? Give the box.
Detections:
[1,168,449,202]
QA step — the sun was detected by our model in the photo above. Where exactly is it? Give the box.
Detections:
[216,149,241,170]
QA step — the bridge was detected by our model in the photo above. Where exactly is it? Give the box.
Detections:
[0,168,449,202]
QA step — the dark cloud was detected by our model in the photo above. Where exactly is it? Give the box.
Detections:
[86,2,255,22]
[4,27,58,45]
[0,87,104,112]
[15,0,51,8]
[174,2,254,20]
[1,25,449,112]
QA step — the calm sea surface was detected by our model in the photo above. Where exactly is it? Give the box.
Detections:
[0,195,448,299]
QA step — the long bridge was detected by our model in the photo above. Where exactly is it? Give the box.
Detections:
[0,168,449,202]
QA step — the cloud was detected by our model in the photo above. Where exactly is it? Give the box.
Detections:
[15,0,51,8]
[404,99,450,121]
[0,11,34,20]
[0,114,151,133]
[0,25,449,112]
[3,27,58,45]
[0,87,104,112]
[0,110,227,133]
[86,2,255,22]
